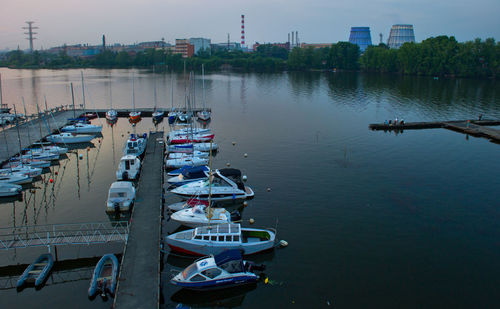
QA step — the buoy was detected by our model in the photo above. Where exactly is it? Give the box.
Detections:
[79,154,83,159]
[264,277,269,284]
[280,240,288,247]
[249,218,255,224]
[98,139,101,143]
[243,201,248,207]
[226,162,231,167]
[242,175,247,181]
[267,187,271,192]
[49,178,53,183]
[54,171,58,175]
[244,153,248,158]
[232,141,236,146]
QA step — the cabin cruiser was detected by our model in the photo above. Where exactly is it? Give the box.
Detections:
[168,133,215,145]
[167,165,209,187]
[46,132,95,144]
[123,134,147,157]
[165,156,209,169]
[0,183,22,197]
[167,142,218,153]
[170,204,234,228]
[116,155,141,180]
[61,122,102,134]
[166,223,275,256]
[170,250,265,290]
[106,181,136,213]
[167,150,209,159]
[170,168,254,202]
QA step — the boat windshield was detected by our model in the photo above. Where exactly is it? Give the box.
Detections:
[182,263,198,280]
[211,175,230,187]
[109,192,127,198]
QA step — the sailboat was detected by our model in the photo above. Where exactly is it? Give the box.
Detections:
[106,76,118,123]
[197,64,211,121]
[129,76,141,122]
[167,72,177,124]
[79,72,97,119]
[0,74,11,113]
[152,66,164,123]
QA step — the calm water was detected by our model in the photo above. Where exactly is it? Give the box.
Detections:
[0,68,499,308]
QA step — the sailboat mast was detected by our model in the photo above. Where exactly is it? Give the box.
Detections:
[202,64,206,110]
[13,105,23,157]
[153,66,157,112]
[81,71,86,112]
[70,83,76,118]
[132,76,135,113]
[170,71,174,110]
[0,73,3,107]
[44,96,51,132]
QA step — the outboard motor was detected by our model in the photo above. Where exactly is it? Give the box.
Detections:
[230,210,242,222]
[113,202,120,213]
[122,171,128,180]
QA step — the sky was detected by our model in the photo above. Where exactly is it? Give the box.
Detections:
[1,0,499,50]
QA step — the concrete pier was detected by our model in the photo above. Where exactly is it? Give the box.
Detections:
[114,132,164,309]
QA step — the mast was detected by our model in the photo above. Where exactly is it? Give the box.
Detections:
[21,98,32,158]
[132,75,136,113]
[81,71,86,112]
[71,83,76,118]
[2,111,11,171]
[44,96,51,133]
[170,71,174,111]
[0,73,3,107]
[153,66,157,112]
[13,105,23,161]
[207,140,213,223]
[202,64,206,110]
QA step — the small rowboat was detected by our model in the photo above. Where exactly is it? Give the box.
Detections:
[17,253,54,288]
[88,254,119,297]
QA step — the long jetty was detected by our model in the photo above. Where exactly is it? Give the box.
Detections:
[369,119,500,143]
[114,131,164,309]
[94,107,210,118]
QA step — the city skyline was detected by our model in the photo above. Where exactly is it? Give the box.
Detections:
[1,0,499,51]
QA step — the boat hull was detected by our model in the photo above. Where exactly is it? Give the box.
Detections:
[88,254,119,297]
[171,275,257,290]
[17,253,54,288]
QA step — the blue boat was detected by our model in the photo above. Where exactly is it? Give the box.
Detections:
[88,254,119,297]
[167,165,203,176]
[167,165,209,187]
[170,250,265,290]
[16,253,54,288]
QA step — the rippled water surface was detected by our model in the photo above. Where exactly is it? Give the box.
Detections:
[0,68,499,308]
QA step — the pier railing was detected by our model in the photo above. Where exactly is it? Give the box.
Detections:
[0,221,129,250]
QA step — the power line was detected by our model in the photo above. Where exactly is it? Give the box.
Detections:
[22,21,38,52]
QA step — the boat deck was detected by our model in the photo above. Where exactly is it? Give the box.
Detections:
[113,132,164,309]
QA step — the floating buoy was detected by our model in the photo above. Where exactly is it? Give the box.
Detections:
[232,141,236,146]
[279,240,288,247]
[226,162,231,167]
[244,153,248,158]
[267,187,271,192]
[54,171,58,175]
[242,175,247,181]
[243,201,248,207]
[79,154,83,159]
[264,277,269,284]
[49,178,53,183]
[249,218,255,224]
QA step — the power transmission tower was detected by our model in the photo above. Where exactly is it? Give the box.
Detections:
[23,21,38,52]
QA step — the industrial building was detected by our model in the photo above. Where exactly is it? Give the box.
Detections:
[189,38,211,55]
[387,24,415,49]
[348,27,372,52]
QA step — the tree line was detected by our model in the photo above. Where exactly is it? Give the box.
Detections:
[1,36,499,78]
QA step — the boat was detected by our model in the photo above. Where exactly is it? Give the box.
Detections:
[0,183,22,197]
[3,159,51,169]
[106,181,136,213]
[129,76,141,121]
[197,64,211,121]
[81,112,98,119]
[168,127,211,139]
[170,204,235,228]
[0,166,42,177]
[0,74,11,113]
[79,72,98,121]
[171,250,265,290]
[61,122,102,134]
[169,133,215,145]
[167,150,209,159]
[0,172,32,184]
[171,169,254,202]
[166,223,276,256]
[88,254,119,297]
[152,110,164,122]
[167,198,209,213]
[116,155,141,180]
[47,132,95,144]
[16,253,54,288]
[165,155,209,169]
[168,142,218,153]
[12,151,60,161]
[29,145,68,154]
[123,133,147,157]
[167,165,209,187]
[106,109,117,122]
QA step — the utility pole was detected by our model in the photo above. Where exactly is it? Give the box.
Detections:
[23,21,38,53]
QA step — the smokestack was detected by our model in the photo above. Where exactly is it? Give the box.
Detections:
[102,35,106,49]
[296,31,299,46]
[291,32,294,48]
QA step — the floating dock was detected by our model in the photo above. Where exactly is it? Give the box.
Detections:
[94,107,210,118]
[369,119,500,143]
[114,132,164,309]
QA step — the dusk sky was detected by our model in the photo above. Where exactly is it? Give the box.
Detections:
[1,0,499,50]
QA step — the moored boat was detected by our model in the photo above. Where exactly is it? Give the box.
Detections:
[167,142,218,153]
[116,155,141,180]
[123,133,147,157]
[106,181,136,213]
[61,122,102,134]
[16,253,54,288]
[170,204,233,228]
[0,183,22,197]
[0,172,32,184]
[46,132,95,144]
[167,165,209,187]
[165,156,209,169]
[88,254,119,297]
[106,109,118,122]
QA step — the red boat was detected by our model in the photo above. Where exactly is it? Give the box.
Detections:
[169,134,215,144]
[80,112,98,120]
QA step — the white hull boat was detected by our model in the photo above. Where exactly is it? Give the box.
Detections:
[106,110,118,121]
[0,172,32,184]
[14,151,59,161]
[166,223,275,256]
[171,168,254,202]
[116,155,141,180]
[123,134,147,157]
[106,181,136,213]
[168,127,211,139]
[167,198,209,213]
[0,183,22,197]
[167,151,208,159]
[197,110,211,121]
[167,142,218,153]
[169,133,215,145]
[3,159,51,169]
[165,156,209,169]
[29,145,68,154]
[0,166,42,177]
[61,123,103,134]
[170,205,232,228]
[47,133,95,144]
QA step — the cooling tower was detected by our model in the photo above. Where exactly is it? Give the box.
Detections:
[387,24,415,49]
[348,27,372,52]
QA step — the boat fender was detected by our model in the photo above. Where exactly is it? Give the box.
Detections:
[249,218,255,224]
[279,240,288,247]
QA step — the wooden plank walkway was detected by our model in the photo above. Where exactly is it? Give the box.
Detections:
[114,132,164,309]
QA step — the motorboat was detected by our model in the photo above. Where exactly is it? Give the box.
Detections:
[3,159,51,169]
[123,133,147,157]
[152,110,164,122]
[106,181,136,213]
[29,145,68,154]
[0,172,32,184]
[170,204,234,228]
[197,110,211,121]
[106,109,118,122]
[168,111,178,124]
[0,166,42,177]
[170,250,265,290]
[167,151,209,159]
[0,183,22,197]
[166,223,275,256]
[167,165,209,187]
[167,142,218,153]
[46,132,95,144]
[116,155,141,180]
[88,254,119,297]
[12,151,60,161]
[167,198,209,213]
[129,111,141,121]
[16,254,54,288]
[165,155,209,169]
[169,133,215,145]
[171,168,254,202]
[168,127,211,139]
[61,122,103,134]
[81,112,98,119]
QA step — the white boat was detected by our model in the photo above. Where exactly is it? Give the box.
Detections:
[46,133,95,144]
[197,110,211,121]
[168,128,211,139]
[167,166,209,187]
[171,250,264,290]
[0,172,32,184]
[0,183,22,197]
[171,168,254,202]
[116,155,141,180]
[196,64,211,121]
[165,156,209,169]
[29,145,68,154]
[61,123,103,134]
[106,109,117,121]
[106,181,136,213]
[167,151,209,159]
[3,159,51,169]
[123,134,147,157]
[168,142,218,153]
[169,133,215,145]
[167,198,209,213]
[166,223,275,256]
[170,204,232,228]
[0,166,42,177]
[13,151,59,161]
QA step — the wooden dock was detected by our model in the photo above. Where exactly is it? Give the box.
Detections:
[114,131,164,309]
[369,119,500,143]
[94,107,210,118]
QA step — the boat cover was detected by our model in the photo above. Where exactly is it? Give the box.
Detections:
[182,166,208,179]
